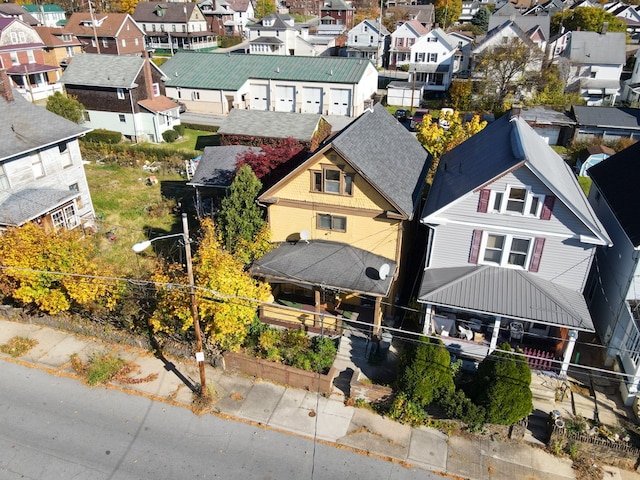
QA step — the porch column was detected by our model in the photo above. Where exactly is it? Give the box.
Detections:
[422,304,433,335]
[489,316,502,353]
[560,329,578,377]
[373,296,382,336]
[314,288,321,327]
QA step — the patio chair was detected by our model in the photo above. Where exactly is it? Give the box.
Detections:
[457,325,473,341]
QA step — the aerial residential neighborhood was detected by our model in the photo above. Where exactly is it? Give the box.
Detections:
[5,0,640,477]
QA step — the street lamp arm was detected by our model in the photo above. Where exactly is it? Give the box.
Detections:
[131,233,186,253]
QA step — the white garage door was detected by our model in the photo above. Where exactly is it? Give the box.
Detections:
[250,84,269,111]
[302,87,323,114]
[275,85,296,112]
[329,88,351,116]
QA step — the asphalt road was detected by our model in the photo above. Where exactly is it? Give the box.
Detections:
[0,362,439,480]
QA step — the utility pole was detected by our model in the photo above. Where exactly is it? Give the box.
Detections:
[182,213,207,394]
[88,0,101,54]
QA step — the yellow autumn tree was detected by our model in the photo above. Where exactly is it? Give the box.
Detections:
[417,110,487,160]
[118,0,139,15]
[151,218,271,352]
[0,223,123,315]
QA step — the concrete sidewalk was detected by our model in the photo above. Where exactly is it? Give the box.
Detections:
[0,317,638,480]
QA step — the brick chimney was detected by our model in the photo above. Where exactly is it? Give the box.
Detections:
[510,103,523,118]
[142,50,154,100]
[0,69,14,103]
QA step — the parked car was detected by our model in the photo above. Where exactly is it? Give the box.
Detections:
[394,109,409,122]
[410,109,430,131]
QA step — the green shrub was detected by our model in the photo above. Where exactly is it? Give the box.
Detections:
[83,129,122,144]
[181,122,219,133]
[218,35,243,48]
[387,392,427,426]
[400,338,454,407]
[438,389,486,426]
[163,129,179,143]
[174,124,186,136]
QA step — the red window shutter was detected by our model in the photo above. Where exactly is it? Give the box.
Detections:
[540,195,555,220]
[469,229,482,264]
[529,237,545,272]
[477,189,490,213]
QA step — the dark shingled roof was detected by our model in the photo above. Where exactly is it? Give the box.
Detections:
[330,103,431,220]
[572,106,640,130]
[588,141,640,247]
[218,110,323,142]
[188,145,261,188]
[250,240,396,296]
[418,266,595,331]
[0,88,90,161]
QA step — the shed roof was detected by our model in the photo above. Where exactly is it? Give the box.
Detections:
[218,110,324,142]
[418,265,595,331]
[572,106,640,129]
[162,52,373,90]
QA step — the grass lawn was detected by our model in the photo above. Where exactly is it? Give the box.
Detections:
[142,128,219,152]
[85,162,186,276]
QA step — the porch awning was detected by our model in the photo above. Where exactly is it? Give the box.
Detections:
[417,265,595,332]
[7,63,58,75]
[0,188,77,226]
[250,240,396,297]
[138,95,180,114]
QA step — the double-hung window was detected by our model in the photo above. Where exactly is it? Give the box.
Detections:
[311,165,354,196]
[482,233,532,268]
[482,186,547,218]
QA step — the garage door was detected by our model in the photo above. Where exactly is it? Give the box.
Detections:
[302,87,323,114]
[275,85,296,112]
[329,88,351,116]
[250,84,269,111]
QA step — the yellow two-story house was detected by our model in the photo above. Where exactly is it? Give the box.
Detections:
[251,103,431,335]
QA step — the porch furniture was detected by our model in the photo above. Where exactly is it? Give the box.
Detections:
[510,321,524,342]
[433,314,456,337]
[473,332,485,342]
[458,325,473,341]
[469,318,483,332]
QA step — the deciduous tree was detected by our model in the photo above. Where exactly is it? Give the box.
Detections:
[217,165,265,253]
[46,92,85,124]
[236,137,304,179]
[551,6,627,36]
[0,223,122,315]
[417,110,487,160]
[448,79,472,112]
[254,0,276,19]
[150,218,271,352]
[434,0,462,28]
[531,66,584,109]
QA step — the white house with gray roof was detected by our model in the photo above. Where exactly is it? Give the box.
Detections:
[418,112,610,375]
[246,13,318,56]
[556,30,625,106]
[0,69,95,232]
[162,52,378,117]
[346,19,390,68]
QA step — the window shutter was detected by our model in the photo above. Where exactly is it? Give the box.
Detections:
[469,229,482,264]
[540,195,555,220]
[529,237,545,272]
[477,189,490,213]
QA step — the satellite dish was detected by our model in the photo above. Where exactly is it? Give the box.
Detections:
[300,230,310,243]
[379,263,390,281]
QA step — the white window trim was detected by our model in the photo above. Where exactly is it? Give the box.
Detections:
[479,231,534,269]
[489,185,545,218]
[117,88,125,100]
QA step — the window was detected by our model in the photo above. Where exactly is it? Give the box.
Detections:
[82,110,90,122]
[0,165,9,191]
[69,183,79,192]
[481,187,547,218]
[18,32,26,43]
[65,46,74,57]
[318,214,347,232]
[119,114,126,122]
[91,38,96,47]
[10,31,18,44]
[122,38,126,47]
[32,156,45,179]
[10,52,19,66]
[416,52,425,62]
[191,91,200,100]
[482,233,532,268]
[429,53,438,62]
[27,50,35,63]
[363,25,368,32]
[51,204,79,230]
[135,38,139,46]
[152,83,160,96]
[117,88,125,99]
[310,166,354,195]
[102,38,108,48]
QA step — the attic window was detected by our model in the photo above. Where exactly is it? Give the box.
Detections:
[311,166,353,196]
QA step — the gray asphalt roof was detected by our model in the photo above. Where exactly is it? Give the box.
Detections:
[133,2,198,23]
[61,54,145,88]
[520,106,575,126]
[417,265,595,331]
[218,110,324,141]
[0,89,90,162]
[250,240,396,296]
[588,141,640,247]
[0,188,77,226]
[572,106,640,129]
[188,145,260,188]
[330,103,431,220]
[488,13,550,40]
[162,52,373,90]
[422,114,610,245]
[564,31,626,65]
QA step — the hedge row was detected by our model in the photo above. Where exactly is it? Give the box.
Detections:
[182,122,219,133]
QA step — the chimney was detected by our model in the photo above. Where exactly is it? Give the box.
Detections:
[601,22,608,35]
[142,51,155,100]
[510,103,523,118]
[0,69,14,103]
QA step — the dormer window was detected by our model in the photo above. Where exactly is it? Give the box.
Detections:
[478,186,552,219]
